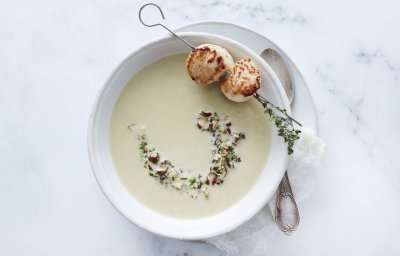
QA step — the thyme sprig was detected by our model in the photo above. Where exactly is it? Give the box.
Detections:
[253,93,301,155]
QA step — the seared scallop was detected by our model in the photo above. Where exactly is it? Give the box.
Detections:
[186,44,234,85]
[220,58,261,102]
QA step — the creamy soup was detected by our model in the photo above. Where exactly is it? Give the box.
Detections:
[109,54,272,219]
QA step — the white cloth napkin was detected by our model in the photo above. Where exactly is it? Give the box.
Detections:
[205,127,326,255]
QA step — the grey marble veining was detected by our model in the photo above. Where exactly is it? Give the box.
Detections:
[1,0,399,255]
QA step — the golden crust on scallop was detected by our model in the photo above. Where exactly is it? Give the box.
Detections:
[186,44,234,85]
[220,58,261,102]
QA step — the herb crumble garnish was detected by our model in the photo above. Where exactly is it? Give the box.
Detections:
[136,110,245,199]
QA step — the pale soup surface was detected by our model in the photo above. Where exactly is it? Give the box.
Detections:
[109,54,272,218]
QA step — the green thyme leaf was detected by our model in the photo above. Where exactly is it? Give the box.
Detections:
[254,93,301,155]
[188,177,197,185]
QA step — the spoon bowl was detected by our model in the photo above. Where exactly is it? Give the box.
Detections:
[261,49,294,104]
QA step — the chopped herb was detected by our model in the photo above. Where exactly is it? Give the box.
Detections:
[136,110,245,199]
[189,177,197,185]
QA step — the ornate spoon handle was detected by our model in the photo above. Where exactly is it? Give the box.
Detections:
[275,172,300,235]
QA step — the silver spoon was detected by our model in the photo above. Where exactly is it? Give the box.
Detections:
[261,48,300,235]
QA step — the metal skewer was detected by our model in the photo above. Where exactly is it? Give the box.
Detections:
[254,93,302,127]
[138,3,195,50]
[138,3,301,127]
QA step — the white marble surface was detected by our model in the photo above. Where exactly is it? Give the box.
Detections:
[1,0,399,255]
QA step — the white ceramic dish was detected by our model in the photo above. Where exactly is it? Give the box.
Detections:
[88,32,289,240]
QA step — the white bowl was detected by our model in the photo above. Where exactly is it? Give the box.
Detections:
[88,32,289,240]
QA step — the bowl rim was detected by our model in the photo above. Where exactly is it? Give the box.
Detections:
[175,20,319,133]
[87,31,290,239]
